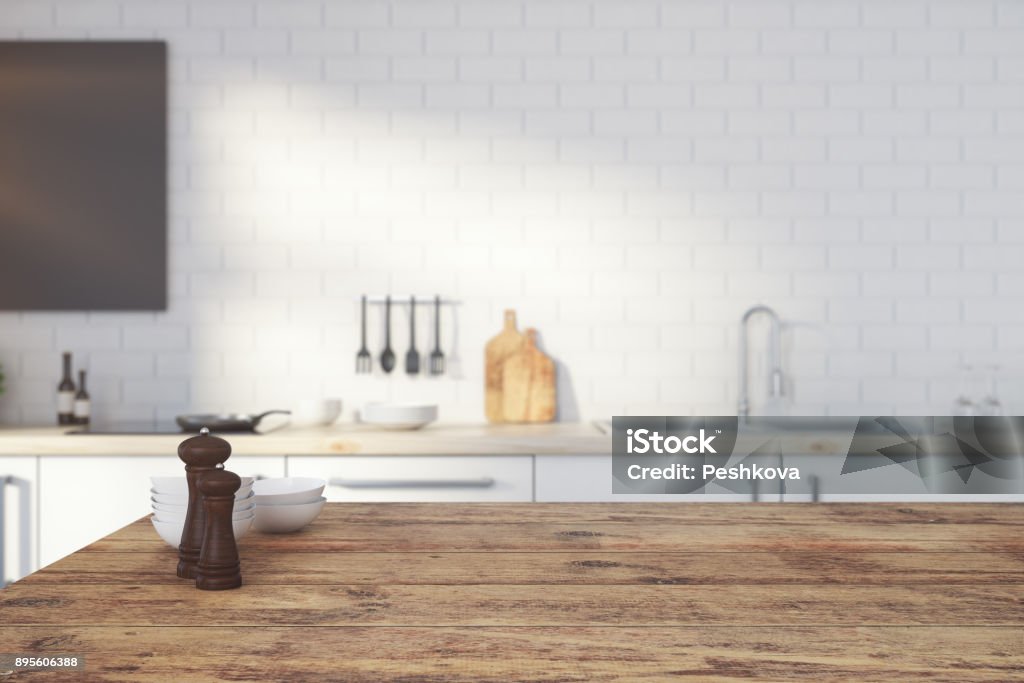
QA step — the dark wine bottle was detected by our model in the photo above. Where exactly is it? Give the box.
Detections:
[74,369,91,426]
[57,352,75,425]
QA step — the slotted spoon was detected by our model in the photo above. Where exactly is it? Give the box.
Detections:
[429,295,445,375]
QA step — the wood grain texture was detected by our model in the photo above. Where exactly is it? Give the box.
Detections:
[1,503,1022,682]
[1,626,1021,683]
[501,328,556,423]
[484,309,525,423]
[22,550,1024,586]
[3,626,1024,683]
[86,518,1024,553]
[3,583,1023,627]
[234,501,1024,526]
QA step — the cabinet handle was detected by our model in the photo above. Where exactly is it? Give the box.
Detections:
[1,475,32,585]
[1,475,8,585]
[330,477,496,489]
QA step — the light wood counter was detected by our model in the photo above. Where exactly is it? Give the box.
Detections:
[1,503,1021,680]
[0,422,610,456]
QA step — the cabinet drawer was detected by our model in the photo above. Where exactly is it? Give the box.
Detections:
[288,456,533,502]
[780,454,1024,503]
[535,455,754,502]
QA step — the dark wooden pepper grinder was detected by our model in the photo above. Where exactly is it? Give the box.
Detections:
[195,468,243,591]
[176,428,232,579]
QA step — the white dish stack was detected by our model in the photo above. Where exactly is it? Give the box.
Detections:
[252,477,327,533]
[149,476,256,548]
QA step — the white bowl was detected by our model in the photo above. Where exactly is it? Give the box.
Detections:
[152,505,255,522]
[252,477,326,506]
[254,497,325,533]
[151,497,256,513]
[153,510,254,524]
[151,491,256,511]
[150,489,254,506]
[290,398,342,428]
[150,515,254,548]
[150,487,253,505]
[361,403,438,430]
[151,476,255,494]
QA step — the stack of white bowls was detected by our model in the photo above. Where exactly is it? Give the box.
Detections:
[252,477,327,533]
[149,476,256,548]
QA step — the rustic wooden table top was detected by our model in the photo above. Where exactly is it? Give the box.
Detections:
[1,503,1022,681]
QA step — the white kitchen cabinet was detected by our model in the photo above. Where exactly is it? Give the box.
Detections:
[38,455,284,568]
[1,456,38,584]
[535,455,758,502]
[781,453,1024,503]
[288,455,533,502]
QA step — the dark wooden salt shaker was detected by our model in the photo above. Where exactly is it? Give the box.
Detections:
[176,428,231,579]
[195,469,243,591]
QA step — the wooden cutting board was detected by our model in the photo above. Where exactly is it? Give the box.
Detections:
[484,310,525,423]
[501,328,556,423]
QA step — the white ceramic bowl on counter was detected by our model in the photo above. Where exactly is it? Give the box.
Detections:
[360,403,438,430]
[151,476,255,494]
[151,487,253,506]
[151,496,255,514]
[289,398,343,428]
[151,514,254,548]
[253,497,326,533]
[252,477,326,506]
[152,504,256,523]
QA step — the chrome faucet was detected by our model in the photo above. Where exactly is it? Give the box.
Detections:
[738,305,784,419]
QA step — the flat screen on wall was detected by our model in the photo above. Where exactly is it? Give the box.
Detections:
[0,41,167,310]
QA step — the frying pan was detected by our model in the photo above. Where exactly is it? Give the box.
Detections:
[175,410,291,433]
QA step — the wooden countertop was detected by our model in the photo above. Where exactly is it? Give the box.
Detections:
[0,422,610,456]
[1,503,1022,681]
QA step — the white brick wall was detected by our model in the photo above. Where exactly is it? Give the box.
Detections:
[2,0,1024,424]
